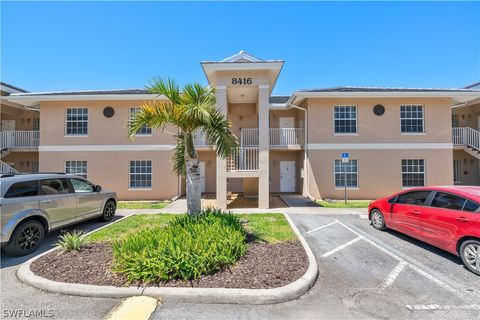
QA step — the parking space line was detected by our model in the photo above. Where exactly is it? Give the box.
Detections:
[406,304,480,311]
[322,236,363,258]
[305,221,338,234]
[379,261,407,290]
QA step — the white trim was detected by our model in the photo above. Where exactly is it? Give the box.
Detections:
[39,145,176,152]
[6,94,162,102]
[294,91,480,98]
[400,133,426,136]
[308,143,452,150]
[258,84,270,89]
[334,133,359,136]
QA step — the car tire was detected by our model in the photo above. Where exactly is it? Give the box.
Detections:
[99,200,116,222]
[370,209,387,231]
[459,239,480,276]
[3,220,45,256]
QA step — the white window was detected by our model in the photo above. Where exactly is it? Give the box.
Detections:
[130,107,152,135]
[402,159,425,187]
[400,105,424,133]
[334,159,358,188]
[66,108,88,135]
[334,106,357,134]
[452,114,459,128]
[453,159,461,184]
[129,160,152,188]
[33,118,40,131]
[65,161,87,178]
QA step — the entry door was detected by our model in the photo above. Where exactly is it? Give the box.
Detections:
[280,161,296,192]
[199,161,206,193]
[279,117,295,145]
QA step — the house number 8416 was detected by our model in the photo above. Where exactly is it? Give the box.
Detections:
[231,78,253,85]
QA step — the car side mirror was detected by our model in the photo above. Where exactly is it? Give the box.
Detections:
[95,185,102,192]
[388,197,396,204]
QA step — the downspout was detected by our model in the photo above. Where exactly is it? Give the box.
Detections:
[288,101,315,200]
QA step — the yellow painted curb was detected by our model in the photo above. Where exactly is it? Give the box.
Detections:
[105,296,159,320]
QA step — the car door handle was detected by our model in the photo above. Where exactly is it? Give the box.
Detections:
[41,199,51,203]
[78,195,85,199]
[456,217,470,223]
[411,210,421,215]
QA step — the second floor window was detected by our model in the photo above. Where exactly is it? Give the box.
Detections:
[400,105,423,133]
[65,160,87,178]
[66,108,88,135]
[130,107,152,135]
[334,106,357,134]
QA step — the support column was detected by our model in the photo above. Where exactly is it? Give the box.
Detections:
[258,85,270,209]
[216,86,228,210]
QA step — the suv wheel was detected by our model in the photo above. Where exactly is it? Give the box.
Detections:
[370,209,387,231]
[459,239,480,276]
[3,220,45,256]
[99,200,116,222]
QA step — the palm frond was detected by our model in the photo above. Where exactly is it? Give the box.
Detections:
[128,100,180,138]
[146,77,181,104]
[204,109,239,158]
[181,83,216,130]
[172,133,186,175]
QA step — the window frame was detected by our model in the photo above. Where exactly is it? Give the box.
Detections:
[4,180,40,198]
[401,159,426,188]
[130,107,152,136]
[333,105,358,135]
[400,105,424,134]
[395,190,433,207]
[69,177,96,193]
[39,178,73,196]
[65,107,88,136]
[65,160,88,179]
[428,190,480,213]
[129,160,153,190]
[334,159,359,189]
[453,159,461,184]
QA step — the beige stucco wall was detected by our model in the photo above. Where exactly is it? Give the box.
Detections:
[228,103,257,137]
[198,151,216,193]
[1,152,38,173]
[305,97,452,143]
[307,149,453,200]
[39,150,179,200]
[1,104,39,131]
[38,100,176,146]
[453,149,480,185]
[269,109,305,128]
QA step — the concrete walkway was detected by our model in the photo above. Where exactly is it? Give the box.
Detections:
[279,194,319,207]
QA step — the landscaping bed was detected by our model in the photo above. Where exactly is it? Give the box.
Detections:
[202,193,288,209]
[30,213,308,289]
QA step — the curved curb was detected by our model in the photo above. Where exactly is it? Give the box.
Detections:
[17,213,318,305]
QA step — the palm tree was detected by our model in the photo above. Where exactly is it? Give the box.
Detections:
[129,78,239,214]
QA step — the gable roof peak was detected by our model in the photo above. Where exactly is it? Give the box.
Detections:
[220,50,264,63]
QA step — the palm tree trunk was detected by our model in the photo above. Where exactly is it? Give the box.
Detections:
[185,132,202,214]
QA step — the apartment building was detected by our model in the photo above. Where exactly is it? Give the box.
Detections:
[2,51,480,208]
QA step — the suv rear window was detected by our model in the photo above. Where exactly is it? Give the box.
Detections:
[40,179,71,195]
[4,181,39,198]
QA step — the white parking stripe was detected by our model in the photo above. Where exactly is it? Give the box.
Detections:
[322,236,363,258]
[305,221,338,234]
[379,261,407,290]
[406,304,480,311]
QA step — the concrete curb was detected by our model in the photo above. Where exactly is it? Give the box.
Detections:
[17,213,318,305]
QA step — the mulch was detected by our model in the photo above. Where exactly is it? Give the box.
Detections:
[30,241,308,289]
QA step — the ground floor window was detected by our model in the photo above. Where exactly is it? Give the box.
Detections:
[453,159,461,184]
[334,159,358,188]
[401,159,425,187]
[65,160,87,178]
[129,160,152,188]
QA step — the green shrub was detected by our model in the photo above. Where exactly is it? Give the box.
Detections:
[112,209,247,283]
[57,230,88,252]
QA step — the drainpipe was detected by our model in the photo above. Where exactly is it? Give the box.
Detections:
[288,102,315,200]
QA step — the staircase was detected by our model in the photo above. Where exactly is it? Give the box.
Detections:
[452,127,480,159]
[0,160,19,174]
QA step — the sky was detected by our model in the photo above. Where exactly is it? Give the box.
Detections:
[1,1,479,95]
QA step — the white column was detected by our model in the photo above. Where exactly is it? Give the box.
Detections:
[216,86,228,210]
[258,85,270,209]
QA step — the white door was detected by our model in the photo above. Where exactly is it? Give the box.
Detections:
[199,161,206,193]
[280,161,296,192]
[279,117,295,145]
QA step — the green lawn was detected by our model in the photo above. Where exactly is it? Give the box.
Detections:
[316,200,371,208]
[117,201,169,210]
[87,213,296,244]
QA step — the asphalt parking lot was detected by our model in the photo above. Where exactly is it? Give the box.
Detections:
[153,213,480,320]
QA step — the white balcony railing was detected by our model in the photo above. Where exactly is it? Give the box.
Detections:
[192,130,209,146]
[452,127,480,150]
[0,160,19,174]
[1,131,40,150]
[227,147,259,171]
[240,128,304,147]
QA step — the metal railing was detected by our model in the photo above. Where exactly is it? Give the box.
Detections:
[0,160,19,174]
[240,128,304,147]
[1,131,40,149]
[227,147,259,171]
[192,130,210,146]
[452,127,480,150]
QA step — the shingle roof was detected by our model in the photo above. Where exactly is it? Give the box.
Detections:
[464,82,480,90]
[0,82,28,93]
[11,88,148,96]
[297,86,480,93]
[269,96,290,104]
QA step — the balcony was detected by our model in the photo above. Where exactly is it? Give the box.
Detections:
[241,128,304,147]
[227,147,259,172]
[0,131,40,150]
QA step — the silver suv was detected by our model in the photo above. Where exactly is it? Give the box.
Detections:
[1,173,117,256]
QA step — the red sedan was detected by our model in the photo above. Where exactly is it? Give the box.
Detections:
[368,186,480,276]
